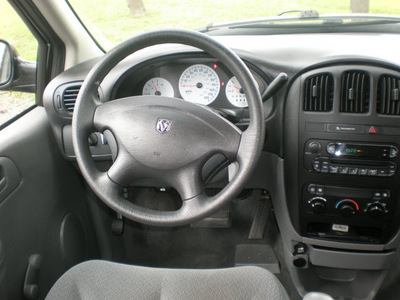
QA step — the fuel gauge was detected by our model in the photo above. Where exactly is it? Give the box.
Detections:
[142,77,174,97]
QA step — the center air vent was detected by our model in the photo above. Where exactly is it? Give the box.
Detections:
[303,73,334,112]
[62,85,81,113]
[377,75,400,115]
[340,71,370,113]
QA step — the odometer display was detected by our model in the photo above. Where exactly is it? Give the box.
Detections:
[178,64,220,105]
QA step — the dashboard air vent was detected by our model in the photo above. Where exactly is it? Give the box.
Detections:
[62,85,81,113]
[303,73,334,112]
[377,75,400,115]
[340,71,370,113]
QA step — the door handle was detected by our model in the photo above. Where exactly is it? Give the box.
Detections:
[0,157,22,203]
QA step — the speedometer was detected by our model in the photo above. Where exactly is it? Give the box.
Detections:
[178,64,220,105]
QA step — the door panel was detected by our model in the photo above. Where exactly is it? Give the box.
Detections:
[0,107,98,299]
[0,157,22,203]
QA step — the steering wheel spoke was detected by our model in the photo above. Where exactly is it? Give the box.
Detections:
[169,163,205,200]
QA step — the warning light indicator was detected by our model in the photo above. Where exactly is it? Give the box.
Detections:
[221,82,225,86]
[369,126,377,134]
[213,64,218,69]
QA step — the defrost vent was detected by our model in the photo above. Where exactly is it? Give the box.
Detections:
[304,73,334,112]
[377,75,400,115]
[62,85,81,113]
[340,71,370,113]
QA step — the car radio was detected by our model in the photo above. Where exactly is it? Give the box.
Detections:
[303,140,399,177]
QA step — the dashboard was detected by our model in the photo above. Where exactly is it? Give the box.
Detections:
[41,32,400,300]
[43,33,400,246]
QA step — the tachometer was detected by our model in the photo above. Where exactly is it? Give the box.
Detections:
[225,76,258,108]
[179,64,220,105]
[142,77,174,97]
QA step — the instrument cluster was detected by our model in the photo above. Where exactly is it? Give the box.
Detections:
[113,57,267,109]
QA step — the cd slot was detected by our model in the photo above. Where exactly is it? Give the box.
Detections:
[330,158,387,167]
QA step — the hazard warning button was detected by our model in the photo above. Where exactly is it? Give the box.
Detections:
[368,126,378,134]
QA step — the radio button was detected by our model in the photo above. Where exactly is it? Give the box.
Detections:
[359,168,368,176]
[326,143,336,155]
[339,166,349,174]
[329,166,339,174]
[313,161,321,172]
[388,163,396,176]
[321,165,329,173]
[378,169,388,177]
[390,146,399,158]
[321,160,329,173]
[368,169,378,176]
[349,167,358,175]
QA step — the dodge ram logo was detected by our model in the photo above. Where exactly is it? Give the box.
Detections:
[156,118,172,134]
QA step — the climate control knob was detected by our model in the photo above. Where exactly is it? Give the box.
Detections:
[309,197,327,214]
[367,203,387,219]
[336,199,359,218]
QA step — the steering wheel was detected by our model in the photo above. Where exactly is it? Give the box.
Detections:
[72,29,265,227]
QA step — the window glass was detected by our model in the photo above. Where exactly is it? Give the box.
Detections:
[0,1,37,125]
[68,0,400,51]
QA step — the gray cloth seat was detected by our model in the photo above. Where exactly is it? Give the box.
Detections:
[46,260,289,300]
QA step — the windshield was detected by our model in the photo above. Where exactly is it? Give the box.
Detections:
[68,0,400,50]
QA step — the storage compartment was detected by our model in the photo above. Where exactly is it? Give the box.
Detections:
[307,222,383,243]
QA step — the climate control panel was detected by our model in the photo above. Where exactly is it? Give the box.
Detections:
[304,184,391,219]
[301,184,394,243]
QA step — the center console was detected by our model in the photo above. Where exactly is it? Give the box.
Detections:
[301,139,399,243]
[286,65,400,246]
[280,60,400,299]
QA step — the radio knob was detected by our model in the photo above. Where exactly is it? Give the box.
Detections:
[336,199,359,218]
[367,204,386,219]
[309,197,327,214]
[309,142,321,153]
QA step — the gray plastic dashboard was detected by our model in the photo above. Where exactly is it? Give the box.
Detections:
[43,33,400,281]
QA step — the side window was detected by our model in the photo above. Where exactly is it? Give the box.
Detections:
[0,1,37,126]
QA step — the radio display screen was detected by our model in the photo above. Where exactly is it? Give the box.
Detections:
[334,143,390,158]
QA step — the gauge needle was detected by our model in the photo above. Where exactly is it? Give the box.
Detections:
[232,85,241,90]
[152,83,158,92]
